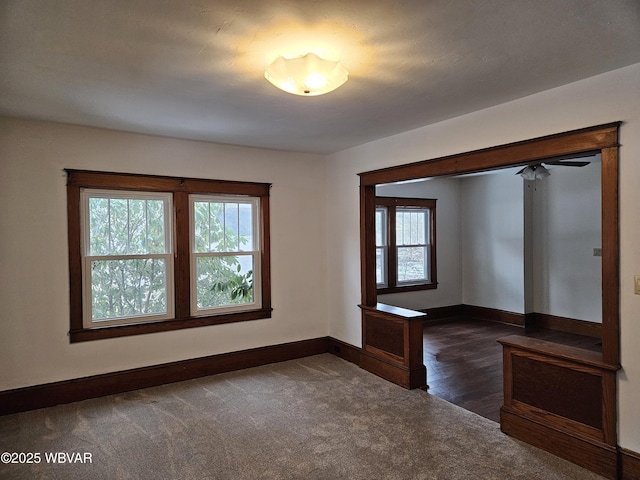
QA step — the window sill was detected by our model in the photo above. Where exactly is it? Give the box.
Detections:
[377,283,438,295]
[69,309,273,343]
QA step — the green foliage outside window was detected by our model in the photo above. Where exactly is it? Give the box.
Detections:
[193,200,255,310]
[88,196,169,321]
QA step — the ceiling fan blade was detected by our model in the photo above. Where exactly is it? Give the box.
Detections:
[544,160,590,167]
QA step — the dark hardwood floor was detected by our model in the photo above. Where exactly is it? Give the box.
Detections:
[422,318,602,422]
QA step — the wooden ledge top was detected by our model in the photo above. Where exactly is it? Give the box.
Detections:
[497,335,619,371]
[359,303,428,319]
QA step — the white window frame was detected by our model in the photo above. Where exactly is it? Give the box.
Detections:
[80,189,175,328]
[395,207,431,285]
[375,196,437,293]
[376,207,388,287]
[189,194,262,316]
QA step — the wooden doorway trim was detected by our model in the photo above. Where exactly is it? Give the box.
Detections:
[358,122,620,366]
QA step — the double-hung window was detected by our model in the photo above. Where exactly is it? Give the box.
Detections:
[81,190,174,327]
[376,197,437,294]
[67,170,271,343]
[191,196,260,315]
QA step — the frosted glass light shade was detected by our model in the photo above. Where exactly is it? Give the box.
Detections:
[264,53,349,96]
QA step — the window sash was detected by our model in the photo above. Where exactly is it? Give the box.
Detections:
[396,208,429,246]
[396,245,430,284]
[67,170,272,342]
[189,195,262,316]
[376,246,387,286]
[375,208,387,247]
[191,252,261,315]
[80,189,174,327]
[83,254,174,326]
[375,197,436,292]
[82,189,173,256]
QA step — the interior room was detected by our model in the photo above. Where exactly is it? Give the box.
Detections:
[376,156,604,421]
[1,1,640,479]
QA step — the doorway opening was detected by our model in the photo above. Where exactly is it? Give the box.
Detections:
[374,157,605,421]
[358,123,620,474]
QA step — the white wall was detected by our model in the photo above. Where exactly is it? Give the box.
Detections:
[376,178,462,310]
[531,161,602,322]
[371,164,598,320]
[0,118,328,390]
[460,173,525,313]
[325,63,640,451]
[1,63,639,454]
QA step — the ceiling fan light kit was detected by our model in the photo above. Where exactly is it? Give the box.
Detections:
[516,158,591,180]
[519,164,550,181]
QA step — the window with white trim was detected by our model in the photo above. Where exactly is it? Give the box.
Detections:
[81,190,174,327]
[191,195,261,315]
[67,170,272,343]
[375,207,387,286]
[376,197,437,294]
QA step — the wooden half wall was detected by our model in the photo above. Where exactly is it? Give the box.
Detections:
[499,335,619,479]
[359,303,427,389]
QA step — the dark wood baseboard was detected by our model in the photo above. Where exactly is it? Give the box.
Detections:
[528,312,602,339]
[421,305,602,339]
[620,447,640,480]
[328,337,362,365]
[0,337,330,416]
[421,304,465,323]
[464,304,526,326]
[360,351,426,389]
[501,408,618,479]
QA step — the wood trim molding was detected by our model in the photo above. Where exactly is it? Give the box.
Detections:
[498,335,617,370]
[360,184,377,306]
[463,305,526,326]
[420,304,526,326]
[70,309,274,342]
[420,304,466,323]
[328,337,362,365]
[620,447,640,480]
[66,169,273,343]
[600,145,620,366]
[358,122,620,186]
[500,409,618,479]
[528,312,602,339]
[0,338,329,416]
[375,196,438,294]
[420,305,603,338]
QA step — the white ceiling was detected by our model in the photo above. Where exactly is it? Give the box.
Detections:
[1,0,639,154]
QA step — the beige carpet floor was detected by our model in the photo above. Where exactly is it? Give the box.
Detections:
[0,354,604,479]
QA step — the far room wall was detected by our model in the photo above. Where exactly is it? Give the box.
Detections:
[460,171,525,313]
[528,159,602,322]
[376,178,462,310]
[374,162,601,323]
[0,117,329,391]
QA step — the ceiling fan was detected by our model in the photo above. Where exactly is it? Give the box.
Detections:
[516,159,591,180]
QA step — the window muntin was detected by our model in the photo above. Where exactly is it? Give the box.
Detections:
[81,189,174,327]
[190,196,261,315]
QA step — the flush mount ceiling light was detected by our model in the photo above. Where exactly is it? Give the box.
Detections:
[264,53,349,96]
